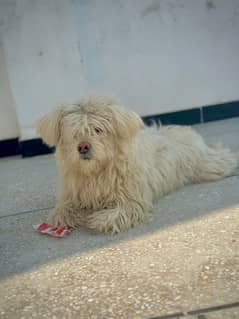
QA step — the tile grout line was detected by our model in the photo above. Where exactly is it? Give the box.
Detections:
[200,107,204,123]
[0,206,53,219]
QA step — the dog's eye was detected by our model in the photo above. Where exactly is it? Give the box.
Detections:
[94,127,103,134]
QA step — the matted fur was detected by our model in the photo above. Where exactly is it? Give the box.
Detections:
[37,96,239,234]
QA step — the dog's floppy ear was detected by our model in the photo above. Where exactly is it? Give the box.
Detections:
[112,106,144,140]
[36,107,64,146]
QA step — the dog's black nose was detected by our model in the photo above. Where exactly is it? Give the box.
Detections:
[78,142,91,154]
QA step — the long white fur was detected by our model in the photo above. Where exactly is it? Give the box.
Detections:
[37,96,239,234]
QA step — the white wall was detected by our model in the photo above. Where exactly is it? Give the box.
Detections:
[1,0,239,139]
[74,0,239,113]
[0,0,87,140]
[0,48,19,140]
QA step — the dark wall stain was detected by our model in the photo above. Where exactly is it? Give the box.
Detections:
[142,1,161,17]
[206,0,216,10]
[38,50,44,56]
[77,41,84,64]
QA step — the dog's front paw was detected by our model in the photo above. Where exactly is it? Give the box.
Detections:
[48,208,78,229]
[48,209,67,228]
[87,209,126,234]
[48,206,86,229]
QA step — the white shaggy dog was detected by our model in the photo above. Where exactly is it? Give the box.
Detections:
[37,96,239,234]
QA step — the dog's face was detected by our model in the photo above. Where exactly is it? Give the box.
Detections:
[37,96,143,175]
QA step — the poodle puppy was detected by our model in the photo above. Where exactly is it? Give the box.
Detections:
[37,96,239,234]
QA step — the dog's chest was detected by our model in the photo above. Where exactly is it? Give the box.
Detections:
[71,176,117,210]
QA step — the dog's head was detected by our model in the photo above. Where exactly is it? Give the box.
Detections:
[37,96,143,174]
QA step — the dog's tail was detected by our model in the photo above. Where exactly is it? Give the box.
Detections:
[195,142,238,183]
[236,151,239,167]
[208,143,239,167]
[208,142,222,149]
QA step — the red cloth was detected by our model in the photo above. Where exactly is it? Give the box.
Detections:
[33,222,72,237]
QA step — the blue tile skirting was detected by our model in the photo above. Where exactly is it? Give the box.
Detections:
[202,101,239,122]
[0,101,238,158]
[143,108,201,126]
[0,138,19,157]
[19,138,55,158]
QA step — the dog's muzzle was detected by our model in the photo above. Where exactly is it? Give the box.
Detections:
[77,142,92,160]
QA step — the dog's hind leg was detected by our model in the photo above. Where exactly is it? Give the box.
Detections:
[87,202,147,234]
[195,145,239,183]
